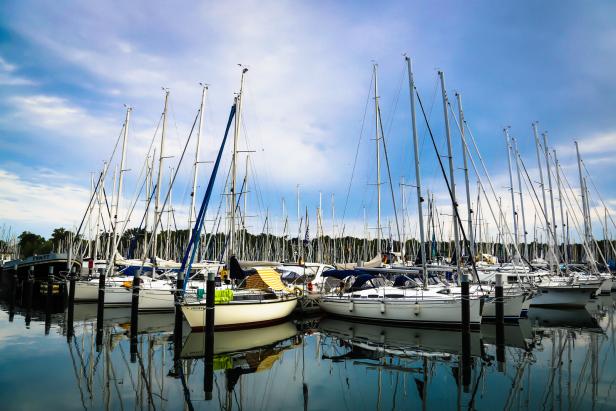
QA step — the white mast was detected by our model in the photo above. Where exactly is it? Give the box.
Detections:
[189,84,208,228]
[438,70,461,277]
[153,90,169,262]
[331,193,336,263]
[109,106,131,269]
[532,122,551,269]
[504,127,519,260]
[230,67,248,259]
[554,150,568,265]
[456,92,475,259]
[512,137,528,258]
[374,63,382,257]
[543,132,560,270]
[106,165,117,262]
[406,56,427,287]
[576,141,591,250]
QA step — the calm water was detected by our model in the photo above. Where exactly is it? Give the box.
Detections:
[1,296,615,410]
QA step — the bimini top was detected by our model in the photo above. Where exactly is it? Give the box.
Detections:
[321,269,358,280]
[349,273,376,291]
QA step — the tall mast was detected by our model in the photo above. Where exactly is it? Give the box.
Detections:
[242,154,249,260]
[230,67,248,259]
[106,165,117,262]
[504,127,519,260]
[406,56,427,286]
[554,150,568,265]
[532,122,551,268]
[576,140,591,246]
[543,132,560,269]
[110,106,131,268]
[438,70,461,277]
[93,161,107,262]
[456,92,475,259]
[189,84,208,228]
[512,138,528,258]
[153,89,169,261]
[374,63,382,256]
[297,184,302,261]
[331,193,336,264]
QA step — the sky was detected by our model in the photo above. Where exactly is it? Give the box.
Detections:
[1,0,615,245]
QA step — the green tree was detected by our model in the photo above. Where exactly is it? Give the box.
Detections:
[18,231,52,258]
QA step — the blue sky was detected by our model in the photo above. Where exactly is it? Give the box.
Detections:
[1,0,615,243]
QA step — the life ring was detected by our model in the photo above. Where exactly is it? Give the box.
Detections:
[294,287,304,297]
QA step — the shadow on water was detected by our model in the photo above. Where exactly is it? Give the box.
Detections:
[0,291,615,410]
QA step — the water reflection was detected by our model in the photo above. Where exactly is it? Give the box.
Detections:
[0,295,615,410]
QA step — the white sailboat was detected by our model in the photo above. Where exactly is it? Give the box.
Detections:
[180,68,297,330]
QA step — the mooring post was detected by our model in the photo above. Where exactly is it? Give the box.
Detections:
[67,266,76,341]
[173,267,185,365]
[95,265,107,351]
[130,268,141,362]
[495,272,505,371]
[204,269,215,400]
[45,266,54,335]
[24,266,34,326]
[461,272,471,392]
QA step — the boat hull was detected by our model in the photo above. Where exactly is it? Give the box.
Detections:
[181,295,298,330]
[481,293,525,321]
[138,287,175,311]
[530,284,598,307]
[318,297,482,328]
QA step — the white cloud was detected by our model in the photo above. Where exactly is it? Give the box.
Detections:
[0,168,89,234]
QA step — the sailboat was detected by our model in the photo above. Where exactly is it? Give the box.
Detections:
[180,68,297,330]
[318,61,482,328]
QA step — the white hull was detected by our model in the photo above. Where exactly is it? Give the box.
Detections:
[138,287,175,311]
[182,295,298,329]
[481,293,525,320]
[74,281,100,301]
[104,286,132,305]
[530,284,599,307]
[598,278,612,295]
[319,296,482,327]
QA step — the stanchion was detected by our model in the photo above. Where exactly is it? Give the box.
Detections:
[204,270,215,401]
[495,273,505,372]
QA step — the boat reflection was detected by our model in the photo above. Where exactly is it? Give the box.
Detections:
[528,307,603,332]
[181,320,298,358]
[318,317,483,358]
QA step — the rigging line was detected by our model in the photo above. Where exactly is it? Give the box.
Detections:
[460,116,535,269]
[71,121,127,255]
[557,160,607,270]
[517,153,568,266]
[340,71,374,230]
[123,113,163,226]
[415,87,479,281]
[136,101,201,270]
[581,160,616,232]
[377,103,403,252]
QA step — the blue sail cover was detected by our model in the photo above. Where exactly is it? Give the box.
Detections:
[321,269,357,280]
[349,273,375,291]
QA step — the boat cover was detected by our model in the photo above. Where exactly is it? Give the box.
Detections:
[246,268,287,291]
[322,269,357,280]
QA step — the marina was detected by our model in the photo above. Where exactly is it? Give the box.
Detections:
[2,2,616,410]
[0,294,614,410]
